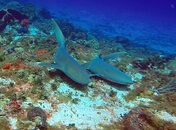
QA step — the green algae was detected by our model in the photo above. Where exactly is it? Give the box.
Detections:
[50,83,58,91]
[18,92,27,101]
[149,93,176,116]
[28,74,36,84]
[17,70,25,78]
[4,87,16,100]
[0,100,8,109]
[28,74,43,85]
[71,98,81,104]
[30,84,48,100]
[17,119,36,130]
[0,54,5,62]
[0,117,11,130]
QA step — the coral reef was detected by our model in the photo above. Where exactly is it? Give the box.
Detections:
[0,117,11,129]
[122,108,176,130]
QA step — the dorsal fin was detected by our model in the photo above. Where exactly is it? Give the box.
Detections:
[51,19,66,48]
[102,51,126,61]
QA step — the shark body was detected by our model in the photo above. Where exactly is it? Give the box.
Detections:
[39,19,90,85]
[84,52,133,85]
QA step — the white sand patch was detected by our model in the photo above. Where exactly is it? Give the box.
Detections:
[46,82,152,129]
[21,97,53,111]
[133,73,143,80]
[21,97,33,108]
[0,78,15,85]
[5,79,153,129]
[10,36,22,44]
[8,117,17,130]
[35,100,53,110]
[156,111,176,123]
[29,26,47,36]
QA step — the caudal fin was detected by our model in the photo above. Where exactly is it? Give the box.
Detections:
[51,19,65,48]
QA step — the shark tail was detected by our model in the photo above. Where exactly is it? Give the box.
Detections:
[51,19,66,48]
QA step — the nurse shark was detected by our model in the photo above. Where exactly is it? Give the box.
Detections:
[84,52,133,85]
[39,19,132,85]
[39,19,90,85]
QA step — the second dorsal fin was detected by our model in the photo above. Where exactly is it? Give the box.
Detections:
[102,51,126,61]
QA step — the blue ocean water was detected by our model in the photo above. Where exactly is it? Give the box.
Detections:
[23,0,176,53]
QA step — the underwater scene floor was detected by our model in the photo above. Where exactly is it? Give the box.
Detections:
[0,0,176,130]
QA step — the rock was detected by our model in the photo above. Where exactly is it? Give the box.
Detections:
[123,108,162,130]
[27,107,47,130]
